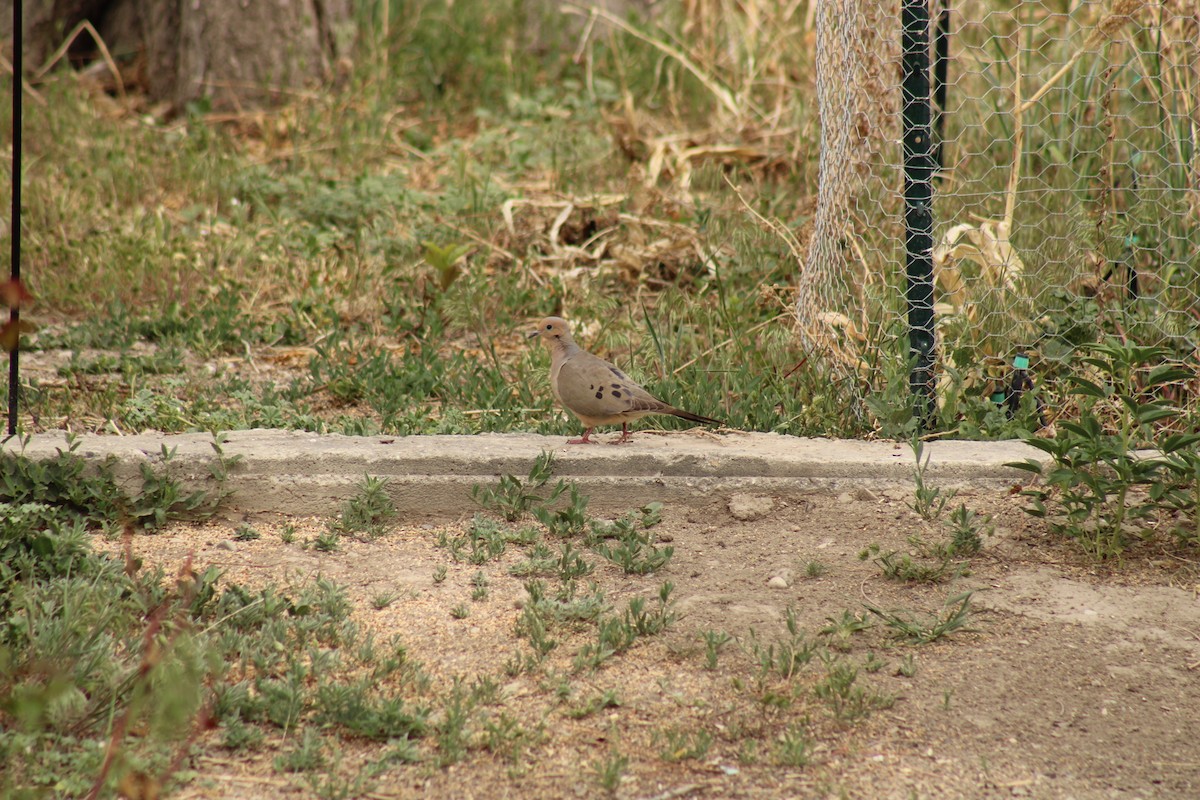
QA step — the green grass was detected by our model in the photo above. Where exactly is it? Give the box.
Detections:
[1,3,1195,442]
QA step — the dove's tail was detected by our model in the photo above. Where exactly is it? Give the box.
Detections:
[668,408,723,426]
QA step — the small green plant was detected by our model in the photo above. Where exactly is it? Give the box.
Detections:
[859,543,958,583]
[233,523,260,541]
[220,717,265,751]
[279,523,296,544]
[897,653,918,677]
[371,590,398,610]
[594,748,628,795]
[555,541,595,581]
[274,728,329,773]
[573,584,676,672]
[471,451,565,522]
[865,591,977,644]
[655,726,713,762]
[481,712,539,764]
[820,610,873,652]
[434,680,475,767]
[590,504,673,574]
[331,474,397,539]
[700,629,733,670]
[946,503,991,556]
[813,656,895,722]
[432,565,448,584]
[743,607,818,680]
[313,529,340,552]
[805,559,827,578]
[1009,341,1199,559]
[450,604,470,620]
[908,437,957,521]
[567,689,621,719]
[471,571,489,601]
[423,240,471,292]
[534,483,589,537]
[774,724,814,767]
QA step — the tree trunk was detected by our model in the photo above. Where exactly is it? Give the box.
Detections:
[9,0,353,110]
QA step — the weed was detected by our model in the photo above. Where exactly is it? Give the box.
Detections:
[860,543,959,583]
[434,680,475,767]
[574,584,676,672]
[534,483,589,537]
[865,591,978,644]
[820,610,873,652]
[863,652,888,673]
[471,451,565,522]
[556,541,596,581]
[897,653,918,677]
[482,712,539,764]
[450,605,470,620]
[279,524,296,544]
[813,656,895,722]
[774,724,814,767]
[1010,341,1199,559]
[220,717,265,751]
[567,689,621,719]
[312,529,340,553]
[743,607,818,681]
[432,565,448,584]
[330,474,397,539]
[805,560,827,578]
[908,437,956,520]
[700,630,733,670]
[738,739,760,765]
[655,726,713,761]
[946,504,992,556]
[274,728,328,773]
[233,524,260,542]
[371,591,398,610]
[594,748,628,795]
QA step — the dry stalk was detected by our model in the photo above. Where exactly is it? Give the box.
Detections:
[33,19,127,104]
[86,554,202,800]
[560,2,742,119]
[1020,0,1149,113]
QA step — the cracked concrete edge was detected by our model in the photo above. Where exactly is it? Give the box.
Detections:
[3,429,1045,520]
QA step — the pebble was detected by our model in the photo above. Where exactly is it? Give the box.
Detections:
[767,568,793,589]
[728,493,776,521]
[214,540,237,552]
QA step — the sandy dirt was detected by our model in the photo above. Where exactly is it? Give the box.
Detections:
[100,487,1200,800]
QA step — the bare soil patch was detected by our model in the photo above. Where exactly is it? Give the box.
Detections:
[101,489,1200,799]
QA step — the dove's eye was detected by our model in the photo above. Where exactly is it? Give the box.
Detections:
[546,324,552,330]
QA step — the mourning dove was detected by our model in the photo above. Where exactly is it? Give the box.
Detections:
[528,316,722,444]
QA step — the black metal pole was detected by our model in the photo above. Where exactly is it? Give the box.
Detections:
[932,5,951,172]
[902,0,937,427]
[8,0,21,437]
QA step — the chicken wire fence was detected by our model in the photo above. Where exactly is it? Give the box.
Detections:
[798,0,1199,429]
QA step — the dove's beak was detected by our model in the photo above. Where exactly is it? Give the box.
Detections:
[526,329,539,340]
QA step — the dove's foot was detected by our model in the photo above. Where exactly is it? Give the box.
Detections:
[611,424,634,444]
[567,428,598,444]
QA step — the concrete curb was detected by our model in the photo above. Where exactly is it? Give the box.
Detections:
[3,430,1043,521]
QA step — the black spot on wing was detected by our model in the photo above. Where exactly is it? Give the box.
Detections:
[594,390,604,399]
[609,367,627,379]
[612,390,622,398]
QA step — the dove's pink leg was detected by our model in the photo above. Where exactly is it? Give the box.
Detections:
[567,428,597,444]
[613,423,633,444]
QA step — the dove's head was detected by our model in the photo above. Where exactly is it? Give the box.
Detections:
[528,317,574,347]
